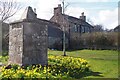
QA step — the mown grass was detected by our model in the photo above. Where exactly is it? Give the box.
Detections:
[48,50,119,78]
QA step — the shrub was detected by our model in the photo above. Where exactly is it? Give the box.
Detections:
[48,56,90,78]
[1,51,8,56]
[79,32,118,50]
[0,55,90,79]
[0,56,8,64]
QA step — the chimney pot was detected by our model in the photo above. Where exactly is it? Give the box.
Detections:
[80,12,86,22]
[34,8,36,13]
[82,12,84,16]
[58,4,61,7]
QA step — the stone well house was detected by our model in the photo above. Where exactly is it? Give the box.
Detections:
[9,6,49,65]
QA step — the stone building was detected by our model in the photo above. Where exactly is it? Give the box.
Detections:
[48,23,63,50]
[2,22,9,51]
[0,22,9,53]
[50,4,93,49]
[9,7,48,66]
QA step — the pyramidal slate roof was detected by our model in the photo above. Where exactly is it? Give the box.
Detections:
[20,6,37,20]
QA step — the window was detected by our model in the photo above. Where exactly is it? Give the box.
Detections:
[85,27,90,33]
[77,25,80,32]
[74,24,77,32]
[85,27,87,32]
[87,27,90,33]
[79,25,81,33]
[74,24,80,32]
[81,26,85,33]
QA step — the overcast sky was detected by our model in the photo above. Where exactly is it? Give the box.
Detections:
[7,0,119,29]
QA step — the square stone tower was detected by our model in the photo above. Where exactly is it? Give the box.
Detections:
[9,6,48,66]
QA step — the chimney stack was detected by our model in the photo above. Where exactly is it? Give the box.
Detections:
[80,12,86,22]
[54,4,62,15]
[34,8,37,17]
[34,8,36,13]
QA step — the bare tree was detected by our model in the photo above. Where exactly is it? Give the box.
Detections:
[0,0,21,22]
[60,0,70,56]
[0,0,21,53]
[87,18,94,25]
[93,24,104,32]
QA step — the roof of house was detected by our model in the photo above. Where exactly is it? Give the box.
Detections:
[20,6,37,20]
[63,14,93,28]
[114,25,120,32]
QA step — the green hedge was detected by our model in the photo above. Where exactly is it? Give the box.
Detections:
[70,32,118,50]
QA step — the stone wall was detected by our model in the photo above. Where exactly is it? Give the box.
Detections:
[9,19,48,66]
[0,22,9,53]
[23,20,48,65]
[48,24,62,49]
[9,23,23,65]
[2,22,9,52]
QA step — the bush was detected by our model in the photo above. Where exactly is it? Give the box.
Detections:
[0,56,8,64]
[49,56,90,78]
[0,55,90,79]
[79,32,118,50]
[1,51,8,56]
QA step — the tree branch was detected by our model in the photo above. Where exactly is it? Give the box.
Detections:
[0,0,21,22]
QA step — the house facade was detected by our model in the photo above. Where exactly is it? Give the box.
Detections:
[50,4,93,49]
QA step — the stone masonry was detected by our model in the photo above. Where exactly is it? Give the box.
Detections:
[9,6,48,66]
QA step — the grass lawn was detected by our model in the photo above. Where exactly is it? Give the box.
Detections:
[48,49,119,78]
